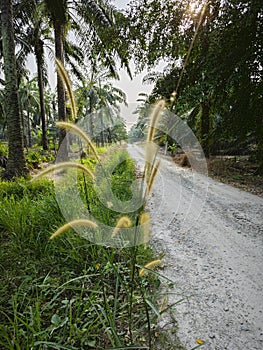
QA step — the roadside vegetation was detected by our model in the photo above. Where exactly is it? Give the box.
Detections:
[207,156,263,197]
[0,98,185,348]
[171,152,263,197]
[0,143,183,349]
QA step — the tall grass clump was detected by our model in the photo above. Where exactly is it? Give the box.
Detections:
[0,152,173,349]
[0,61,186,350]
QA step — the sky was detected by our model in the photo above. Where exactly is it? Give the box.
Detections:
[114,0,130,10]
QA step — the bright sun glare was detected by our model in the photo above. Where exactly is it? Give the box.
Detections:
[188,0,205,15]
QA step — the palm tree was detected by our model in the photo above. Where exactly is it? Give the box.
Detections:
[0,87,6,139]
[75,68,127,146]
[14,0,54,151]
[96,81,127,146]
[4,0,131,158]
[44,0,67,141]
[32,12,50,150]
[0,0,26,178]
[18,76,41,148]
[14,0,87,152]
[44,0,131,142]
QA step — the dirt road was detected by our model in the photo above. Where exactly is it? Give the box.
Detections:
[128,144,263,350]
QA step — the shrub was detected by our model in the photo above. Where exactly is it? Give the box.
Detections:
[0,177,54,200]
[25,148,55,169]
[0,142,8,157]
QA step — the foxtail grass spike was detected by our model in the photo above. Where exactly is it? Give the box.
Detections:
[140,212,150,225]
[50,219,98,240]
[140,212,151,248]
[111,216,132,238]
[32,162,94,181]
[139,259,163,277]
[56,122,99,160]
[144,142,159,184]
[56,59,77,119]
[147,100,165,143]
[159,295,168,313]
[146,160,161,197]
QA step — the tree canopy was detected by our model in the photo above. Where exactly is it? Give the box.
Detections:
[0,0,262,177]
[127,0,263,169]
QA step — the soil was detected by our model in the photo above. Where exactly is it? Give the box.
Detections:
[128,144,263,350]
[173,154,263,198]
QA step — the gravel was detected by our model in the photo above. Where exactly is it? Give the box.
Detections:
[128,144,263,350]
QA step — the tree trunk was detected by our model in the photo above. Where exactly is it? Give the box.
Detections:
[100,111,105,147]
[88,90,94,139]
[107,128,112,144]
[27,110,32,147]
[35,39,48,150]
[200,101,211,158]
[20,109,27,151]
[54,19,68,160]
[255,126,263,175]
[0,0,27,179]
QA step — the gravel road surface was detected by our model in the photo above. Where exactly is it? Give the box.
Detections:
[128,144,263,350]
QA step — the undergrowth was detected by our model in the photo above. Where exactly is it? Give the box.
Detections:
[0,66,187,349]
[0,147,181,349]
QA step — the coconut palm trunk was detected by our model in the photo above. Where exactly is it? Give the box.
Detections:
[88,90,94,139]
[1,0,26,178]
[27,110,32,148]
[44,0,68,158]
[54,19,68,160]
[35,39,48,150]
[99,110,105,147]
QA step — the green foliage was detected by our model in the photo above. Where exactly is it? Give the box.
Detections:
[80,156,97,171]
[0,143,8,157]
[128,100,153,143]
[127,0,186,70]
[168,143,177,156]
[78,149,138,227]
[0,151,177,349]
[0,244,160,349]
[25,148,55,169]
[110,117,128,143]
[128,0,262,163]
[106,150,135,202]
[25,150,42,168]
[0,177,54,200]
[96,146,107,154]
[0,195,62,253]
[74,70,127,145]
